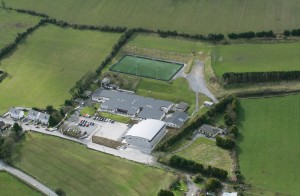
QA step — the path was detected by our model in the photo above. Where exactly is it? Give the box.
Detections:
[0,160,57,196]
[185,60,218,103]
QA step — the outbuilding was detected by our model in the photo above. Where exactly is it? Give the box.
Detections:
[124,119,166,150]
[164,111,189,128]
[204,101,214,107]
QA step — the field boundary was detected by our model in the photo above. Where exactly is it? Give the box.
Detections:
[109,54,184,81]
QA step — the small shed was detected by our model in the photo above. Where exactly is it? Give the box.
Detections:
[204,101,214,107]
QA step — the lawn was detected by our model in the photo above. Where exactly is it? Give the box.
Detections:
[12,132,175,196]
[110,55,183,81]
[212,42,300,77]
[99,112,131,124]
[80,105,99,116]
[175,137,233,175]
[238,95,300,195]
[0,24,121,114]
[0,171,42,196]
[0,9,41,49]
[6,0,300,34]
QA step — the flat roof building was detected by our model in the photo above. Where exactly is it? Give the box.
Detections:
[124,119,166,150]
[92,89,173,120]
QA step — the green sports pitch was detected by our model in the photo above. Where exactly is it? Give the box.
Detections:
[110,55,183,81]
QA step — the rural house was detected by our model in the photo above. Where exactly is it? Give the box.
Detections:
[199,124,223,137]
[37,113,50,125]
[28,109,40,121]
[9,108,24,120]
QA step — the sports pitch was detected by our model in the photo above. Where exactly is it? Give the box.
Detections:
[110,55,183,81]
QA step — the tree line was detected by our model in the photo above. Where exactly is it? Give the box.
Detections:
[0,70,7,83]
[228,30,275,39]
[223,71,300,84]
[169,155,228,180]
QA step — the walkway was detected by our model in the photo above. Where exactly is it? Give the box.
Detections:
[0,160,57,196]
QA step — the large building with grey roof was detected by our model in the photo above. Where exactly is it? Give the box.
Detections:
[92,89,173,120]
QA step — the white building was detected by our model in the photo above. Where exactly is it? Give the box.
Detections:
[37,113,50,125]
[28,109,40,121]
[9,108,24,120]
[204,101,214,107]
[124,119,166,150]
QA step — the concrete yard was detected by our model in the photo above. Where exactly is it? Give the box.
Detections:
[93,122,129,141]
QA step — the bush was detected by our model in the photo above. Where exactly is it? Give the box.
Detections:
[55,188,66,196]
[216,136,235,149]
[204,178,222,192]
[157,189,174,196]
[284,30,291,36]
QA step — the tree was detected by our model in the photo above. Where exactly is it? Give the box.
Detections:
[55,188,66,196]
[284,30,290,37]
[49,115,59,127]
[12,123,22,137]
[204,178,222,192]
[46,105,54,114]
[0,137,15,164]
[157,189,174,196]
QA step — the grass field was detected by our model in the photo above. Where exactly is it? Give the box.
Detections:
[0,24,120,114]
[128,34,211,54]
[212,42,300,77]
[0,9,41,49]
[6,0,300,34]
[12,132,175,196]
[0,171,42,196]
[175,137,233,175]
[238,95,300,195]
[110,55,183,81]
[99,112,131,124]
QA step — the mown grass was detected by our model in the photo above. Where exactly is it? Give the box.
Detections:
[238,95,300,195]
[0,9,41,49]
[12,132,175,196]
[0,24,120,114]
[212,42,300,77]
[7,0,300,34]
[175,137,233,175]
[0,171,42,196]
[99,112,131,124]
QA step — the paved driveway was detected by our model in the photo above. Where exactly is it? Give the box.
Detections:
[186,60,218,103]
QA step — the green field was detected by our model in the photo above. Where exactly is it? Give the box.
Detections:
[128,34,211,54]
[0,9,41,49]
[6,0,300,34]
[175,137,233,175]
[110,55,183,81]
[238,95,300,195]
[12,132,175,196]
[212,42,300,77]
[0,24,120,114]
[0,171,42,196]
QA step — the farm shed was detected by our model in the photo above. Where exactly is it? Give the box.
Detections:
[124,119,166,150]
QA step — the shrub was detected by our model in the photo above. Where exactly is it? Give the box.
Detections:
[157,189,174,196]
[204,178,222,192]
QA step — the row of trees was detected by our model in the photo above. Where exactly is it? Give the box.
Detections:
[284,29,300,36]
[228,30,275,39]
[169,155,228,180]
[157,29,224,41]
[216,136,236,149]
[223,71,300,84]
[0,70,7,83]
[0,123,23,164]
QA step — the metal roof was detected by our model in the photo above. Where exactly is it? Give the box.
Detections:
[93,89,173,119]
[164,111,189,127]
[125,119,166,141]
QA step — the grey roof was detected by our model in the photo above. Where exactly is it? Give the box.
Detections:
[0,121,5,128]
[9,108,22,116]
[199,124,221,135]
[165,111,189,127]
[38,113,50,122]
[28,109,39,118]
[93,89,173,120]
[176,102,189,110]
